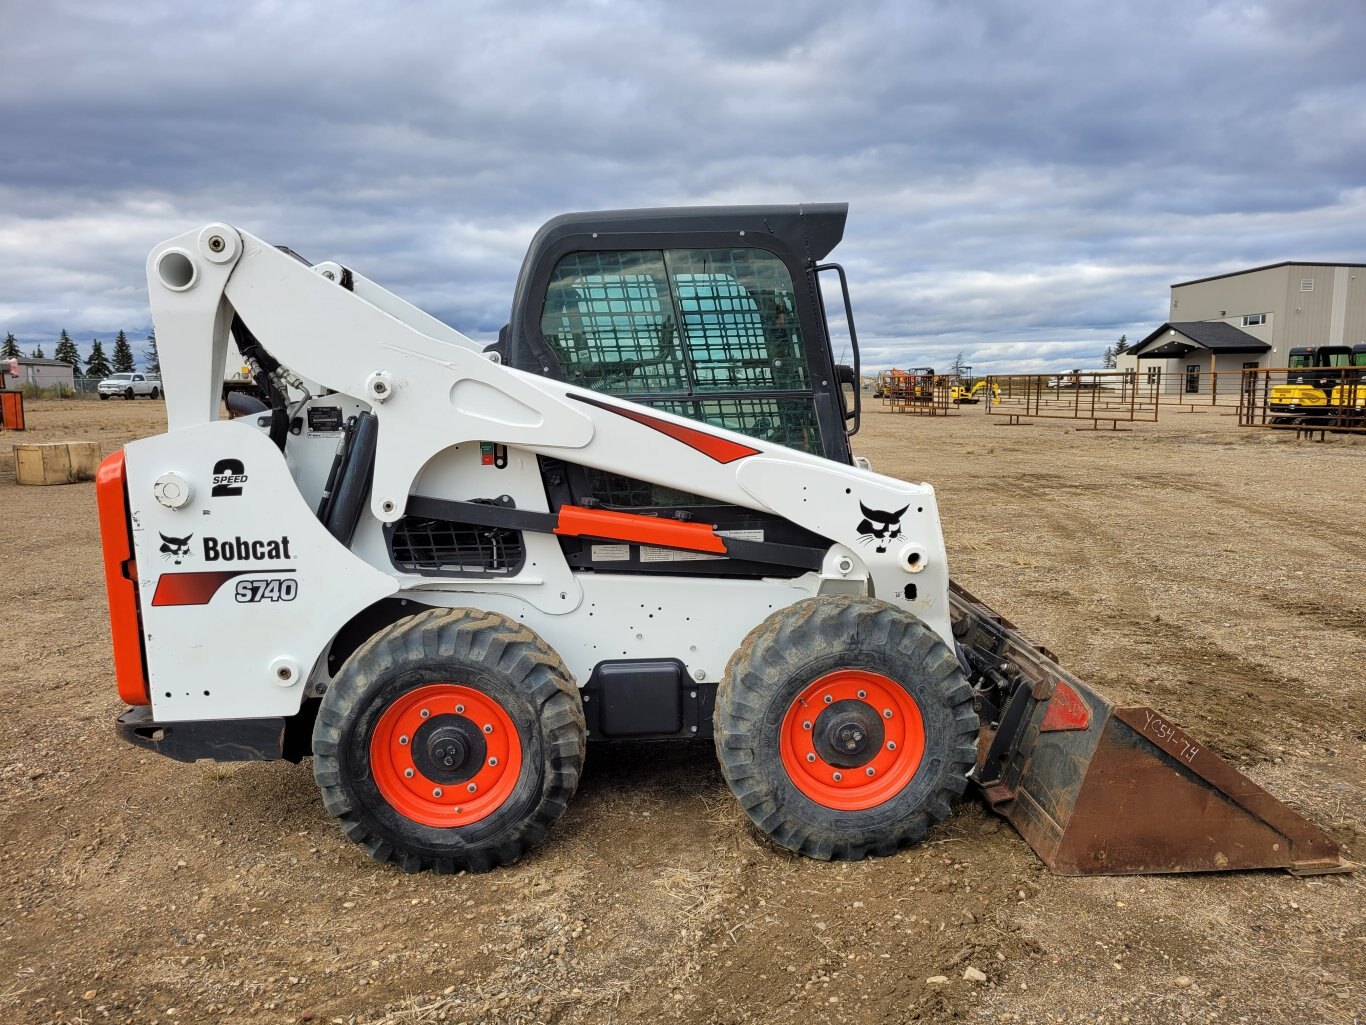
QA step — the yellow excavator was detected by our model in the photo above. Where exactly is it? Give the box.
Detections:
[949,368,1000,405]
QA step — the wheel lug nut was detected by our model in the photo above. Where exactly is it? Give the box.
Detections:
[467,783,477,793]
[399,735,409,745]
[866,767,876,777]
[482,724,493,734]
[883,709,893,719]
[404,768,414,778]
[443,757,454,767]
[456,704,465,714]
[823,695,833,704]
[857,689,867,699]
[803,721,812,731]
[488,757,498,767]
[420,709,430,719]
[887,741,897,751]
[832,772,843,782]
[432,787,443,798]
[806,753,816,763]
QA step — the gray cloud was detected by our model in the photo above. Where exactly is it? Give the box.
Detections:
[3,0,1364,372]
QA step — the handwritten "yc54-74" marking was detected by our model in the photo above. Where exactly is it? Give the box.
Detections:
[1140,709,1201,765]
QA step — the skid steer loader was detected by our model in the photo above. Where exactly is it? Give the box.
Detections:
[97,206,1348,876]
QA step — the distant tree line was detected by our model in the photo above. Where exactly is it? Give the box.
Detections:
[1,329,159,378]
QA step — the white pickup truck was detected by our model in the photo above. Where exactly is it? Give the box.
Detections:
[98,372,162,400]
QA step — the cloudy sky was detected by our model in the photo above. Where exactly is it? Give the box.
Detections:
[4,0,1365,373]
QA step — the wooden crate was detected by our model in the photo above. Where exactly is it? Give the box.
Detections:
[12,442,103,485]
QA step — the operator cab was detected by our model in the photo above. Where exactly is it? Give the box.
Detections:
[482,205,862,578]
[488,205,860,466]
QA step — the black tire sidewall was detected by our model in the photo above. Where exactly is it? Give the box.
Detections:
[339,659,551,859]
[746,643,962,834]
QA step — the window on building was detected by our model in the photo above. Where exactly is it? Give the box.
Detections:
[1171,299,1179,310]
[1300,278,1314,292]
[1242,314,1266,326]
[1146,367,1161,384]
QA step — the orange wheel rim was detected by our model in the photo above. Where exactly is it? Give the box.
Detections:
[779,669,925,811]
[369,683,523,827]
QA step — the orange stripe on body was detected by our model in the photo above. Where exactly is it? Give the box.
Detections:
[573,395,761,464]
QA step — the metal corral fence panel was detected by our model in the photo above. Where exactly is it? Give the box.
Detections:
[985,370,1162,429]
[878,371,955,416]
[1238,367,1366,434]
[1148,368,1261,411]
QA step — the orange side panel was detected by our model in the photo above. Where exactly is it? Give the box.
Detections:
[95,452,149,705]
[554,505,727,554]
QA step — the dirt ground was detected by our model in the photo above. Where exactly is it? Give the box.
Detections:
[1,398,1363,1025]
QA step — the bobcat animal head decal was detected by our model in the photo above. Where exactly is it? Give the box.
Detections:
[159,532,194,565]
[856,502,908,554]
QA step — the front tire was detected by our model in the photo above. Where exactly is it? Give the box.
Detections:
[313,608,585,873]
[124,387,134,400]
[715,596,978,861]
[99,394,109,401]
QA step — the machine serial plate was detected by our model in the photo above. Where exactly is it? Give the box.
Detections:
[307,406,345,435]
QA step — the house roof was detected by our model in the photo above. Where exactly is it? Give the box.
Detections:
[9,357,75,368]
[1133,322,1272,358]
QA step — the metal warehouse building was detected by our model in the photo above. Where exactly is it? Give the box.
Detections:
[1120,261,1366,395]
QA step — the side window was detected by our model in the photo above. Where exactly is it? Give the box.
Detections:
[539,246,823,457]
[540,251,683,394]
[667,249,810,393]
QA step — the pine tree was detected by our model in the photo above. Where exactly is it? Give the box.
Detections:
[85,339,112,380]
[1113,334,1130,357]
[53,329,82,377]
[143,329,160,376]
[112,330,135,373]
[1,333,19,359]
[950,351,967,377]
[32,344,45,359]
[1103,345,1116,369]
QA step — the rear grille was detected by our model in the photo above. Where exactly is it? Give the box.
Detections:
[389,516,525,576]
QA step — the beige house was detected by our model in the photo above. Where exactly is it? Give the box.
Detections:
[1120,261,1366,395]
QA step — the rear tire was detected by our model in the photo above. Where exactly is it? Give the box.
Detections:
[149,387,159,399]
[313,607,585,873]
[714,595,978,861]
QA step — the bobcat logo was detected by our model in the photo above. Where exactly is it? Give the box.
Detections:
[856,502,908,554]
[159,531,194,565]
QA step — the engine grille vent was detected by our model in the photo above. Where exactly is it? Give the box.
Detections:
[389,516,525,577]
